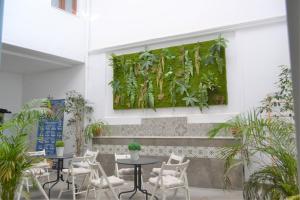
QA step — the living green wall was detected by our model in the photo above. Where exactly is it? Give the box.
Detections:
[110,38,228,110]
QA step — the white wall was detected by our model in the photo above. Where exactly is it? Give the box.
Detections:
[22,66,85,102]
[87,21,290,125]
[89,0,286,50]
[3,0,87,62]
[0,71,23,113]
[22,66,86,153]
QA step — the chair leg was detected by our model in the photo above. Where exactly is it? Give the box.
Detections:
[185,188,191,200]
[33,176,49,200]
[16,179,24,200]
[72,176,76,200]
[172,188,178,198]
[162,191,167,200]
[85,187,90,200]
[150,185,158,200]
[25,177,30,192]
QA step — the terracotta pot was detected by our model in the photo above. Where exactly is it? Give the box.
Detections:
[93,127,102,136]
[230,127,241,136]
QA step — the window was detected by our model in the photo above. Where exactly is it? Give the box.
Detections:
[51,0,77,15]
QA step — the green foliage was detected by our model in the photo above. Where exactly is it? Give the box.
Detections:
[65,90,94,156]
[55,140,64,147]
[209,66,298,199]
[84,120,108,142]
[0,99,51,200]
[110,37,228,110]
[198,83,209,111]
[203,34,228,73]
[259,65,294,118]
[182,93,199,107]
[128,142,141,151]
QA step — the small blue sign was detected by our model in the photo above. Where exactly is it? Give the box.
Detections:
[36,99,65,155]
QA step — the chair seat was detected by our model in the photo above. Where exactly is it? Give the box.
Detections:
[32,161,50,168]
[91,176,125,189]
[152,168,179,176]
[119,168,143,176]
[149,175,184,188]
[25,168,46,176]
[62,168,91,175]
[72,161,89,168]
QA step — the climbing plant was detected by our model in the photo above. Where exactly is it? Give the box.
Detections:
[110,35,228,111]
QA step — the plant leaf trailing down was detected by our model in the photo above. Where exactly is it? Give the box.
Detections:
[126,66,137,108]
[184,50,193,84]
[203,34,228,74]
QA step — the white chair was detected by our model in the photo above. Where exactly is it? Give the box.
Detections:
[151,153,185,176]
[24,149,51,192]
[85,161,125,200]
[149,160,191,200]
[58,156,93,200]
[73,149,99,168]
[17,166,50,200]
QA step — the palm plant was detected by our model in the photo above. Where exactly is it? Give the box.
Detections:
[0,98,51,200]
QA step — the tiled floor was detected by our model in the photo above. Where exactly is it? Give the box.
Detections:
[28,181,243,200]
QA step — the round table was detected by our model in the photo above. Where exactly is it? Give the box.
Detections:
[43,153,74,198]
[116,157,159,200]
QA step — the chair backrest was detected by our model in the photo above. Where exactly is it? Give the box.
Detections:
[158,160,190,186]
[27,149,46,157]
[167,153,185,164]
[84,149,99,162]
[69,155,94,173]
[88,161,112,187]
[114,153,131,177]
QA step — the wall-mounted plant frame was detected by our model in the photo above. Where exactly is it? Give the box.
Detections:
[109,36,228,111]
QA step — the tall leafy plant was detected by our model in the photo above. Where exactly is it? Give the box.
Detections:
[65,91,94,156]
[209,66,298,199]
[0,99,51,200]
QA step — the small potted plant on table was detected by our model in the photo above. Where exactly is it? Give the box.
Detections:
[128,142,141,161]
[55,140,64,157]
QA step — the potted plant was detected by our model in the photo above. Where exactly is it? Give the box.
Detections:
[55,140,64,157]
[128,142,141,161]
[0,99,51,200]
[65,90,94,156]
[84,120,107,142]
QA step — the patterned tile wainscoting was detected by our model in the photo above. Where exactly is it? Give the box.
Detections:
[93,136,242,189]
[102,117,226,137]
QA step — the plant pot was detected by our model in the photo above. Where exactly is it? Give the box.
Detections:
[56,147,64,157]
[130,150,139,161]
[93,128,102,137]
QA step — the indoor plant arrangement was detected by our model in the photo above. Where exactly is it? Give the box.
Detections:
[55,140,64,157]
[128,142,141,161]
[65,90,94,156]
[84,120,107,142]
[209,65,298,199]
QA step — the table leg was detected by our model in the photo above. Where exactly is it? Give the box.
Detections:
[42,158,63,198]
[118,165,138,199]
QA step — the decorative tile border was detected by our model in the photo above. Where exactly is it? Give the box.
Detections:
[94,144,238,159]
[102,117,226,137]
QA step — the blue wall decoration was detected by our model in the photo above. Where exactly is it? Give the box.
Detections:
[36,99,65,155]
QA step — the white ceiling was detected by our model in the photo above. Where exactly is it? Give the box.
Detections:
[0,44,83,74]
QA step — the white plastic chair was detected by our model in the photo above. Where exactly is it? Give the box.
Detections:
[151,153,185,176]
[85,161,125,200]
[58,156,93,200]
[24,149,51,192]
[149,160,191,200]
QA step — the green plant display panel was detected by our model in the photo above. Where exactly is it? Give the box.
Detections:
[110,38,228,110]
